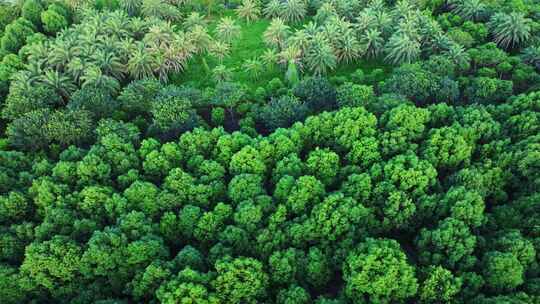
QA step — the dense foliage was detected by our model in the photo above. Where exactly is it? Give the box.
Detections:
[0,0,539,303]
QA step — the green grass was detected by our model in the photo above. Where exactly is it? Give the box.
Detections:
[171,11,279,90]
[170,10,392,90]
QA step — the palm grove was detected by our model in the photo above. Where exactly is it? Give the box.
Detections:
[0,0,539,303]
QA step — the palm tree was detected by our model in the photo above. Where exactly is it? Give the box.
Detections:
[121,0,142,16]
[236,0,261,23]
[355,9,377,34]
[367,0,386,12]
[143,23,176,49]
[314,3,337,25]
[303,21,319,36]
[40,69,77,100]
[243,58,264,79]
[521,45,540,71]
[103,10,131,38]
[336,31,361,63]
[305,33,336,75]
[141,0,163,17]
[429,33,453,54]
[141,0,181,21]
[90,49,125,79]
[384,32,420,65]
[188,25,214,54]
[47,43,74,71]
[155,32,195,81]
[10,71,40,94]
[288,30,312,53]
[361,28,384,59]
[127,43,160,79]
[26,58,45,77]
[183,12,207,30]
[419,16,443,43]
[374,9,393,36]
[263,18,290,50]
[81,66,121,93]
[488,12,532,50]
[261,48,279,70]
[66,58,89,83]
[24,42,49,66]
[210,41,231,62]
[129,17,150,38]
[263,0,283,19]
[450,0,486,21]
[281,0,306,24]
[397,19,420,42]
[212,65,234,83]
[392,0,415,20]
[444,42,471,69]
[322,20,341,49]
[324,16,354,46]
[115,37,136,62]
[216,17,242,43]
[278,45,302,67]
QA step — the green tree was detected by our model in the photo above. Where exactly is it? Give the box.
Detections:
[228,174,265,203]
[20,236,83,296]
[309,192,373,242]
[151,89,197,135]
[230,145,266,175]
[157,268,217,304]
[277,285,311,304]
[213,257,269,304]
[419,266,462,303]
[343,238,418,303]
[1,18,35,54]
[482,251,524,292]
[337,82,375,108]
[269,248,305,285]
[421,126,474,170]
[275,175,325,215]
[306,148,339,186]
[416,218,477,270]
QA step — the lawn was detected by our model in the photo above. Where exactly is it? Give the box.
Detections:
[171,10,391,90]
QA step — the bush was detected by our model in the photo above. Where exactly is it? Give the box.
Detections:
[259,95,309,132]
[337,82,375,108]
[1,18,35,53]
[21,0,44,27]
[41,9,68,34]
[68,87,118,120]
[293,77,337,111]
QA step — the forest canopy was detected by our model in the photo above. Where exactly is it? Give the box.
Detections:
[0,0,539,303]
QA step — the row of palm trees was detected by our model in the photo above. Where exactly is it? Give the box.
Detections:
[263,0,306,24]
[251,0,534,75]
[257,0,461,75]
[11,8,249,100]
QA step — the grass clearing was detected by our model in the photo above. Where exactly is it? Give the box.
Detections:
[171,10,391,90]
